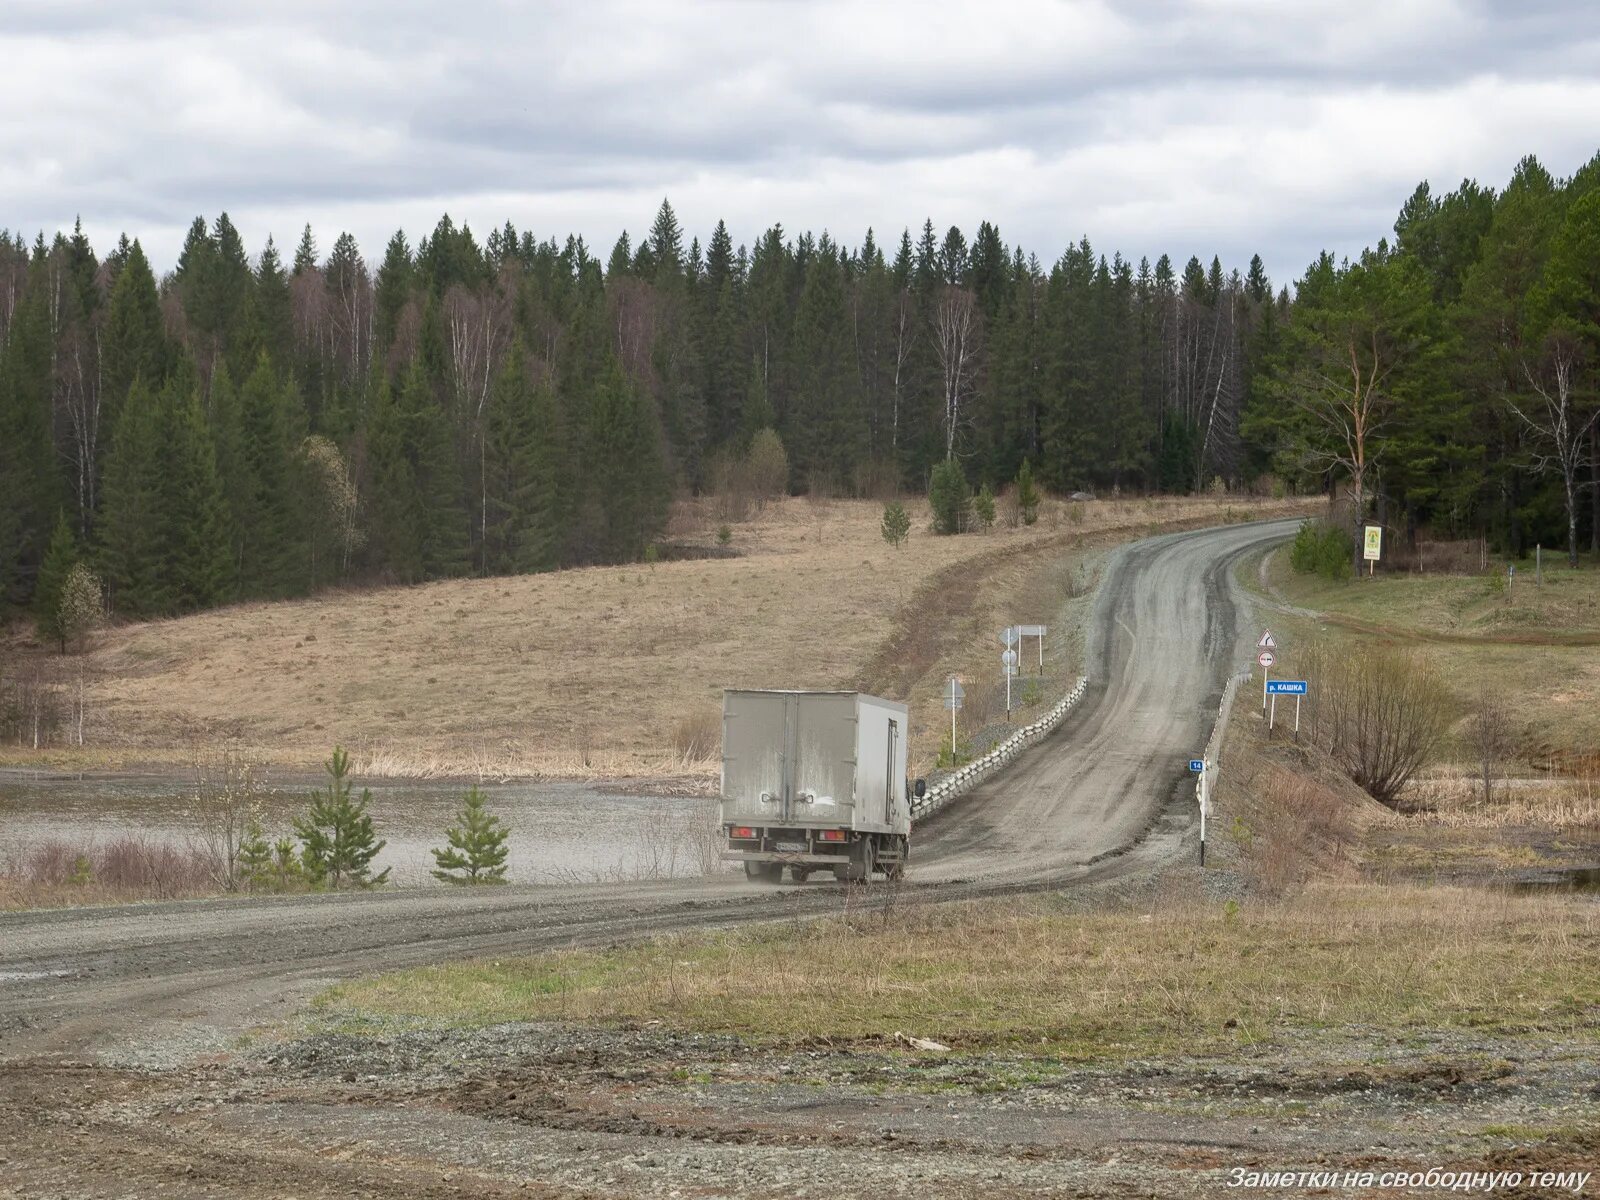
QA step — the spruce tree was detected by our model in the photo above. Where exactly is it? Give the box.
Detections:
[430,786,511,885]
[34,514,79,651]
[98,379,171,616]
[101,240,169,433]
[585,356,669,562]
[0,260,65,605]
[294,746,389,889]
[929,459,971,534]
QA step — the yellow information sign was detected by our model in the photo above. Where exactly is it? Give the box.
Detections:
[1363,525,1382,562]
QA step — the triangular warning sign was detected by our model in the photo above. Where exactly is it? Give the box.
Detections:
[1258,631,1276,648]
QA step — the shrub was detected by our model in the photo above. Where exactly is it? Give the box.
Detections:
[973,485,996,531]
[716,524,732,547]
[1299,640,1453,806]
[1289,519,1353,580]
[881,500,910,548]
[745,428,789,504]
[928,461,971,535]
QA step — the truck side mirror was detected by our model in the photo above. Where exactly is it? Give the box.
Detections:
[914,778,927,798]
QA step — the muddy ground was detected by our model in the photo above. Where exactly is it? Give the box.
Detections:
[4,1017,1596,1198]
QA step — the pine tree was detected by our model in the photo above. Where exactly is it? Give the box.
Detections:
[1015,459,1040,525]
[430,786,511,885]
[34,514,79,651]
[294,746,389,889]
[881,500,910,548]
[236,356,308,596]
[237,820,273,889]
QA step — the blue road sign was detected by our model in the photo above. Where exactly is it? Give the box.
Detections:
[1266,680,1308,695]
[1188,759,1205,772]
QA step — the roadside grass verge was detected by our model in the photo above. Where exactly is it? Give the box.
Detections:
[1265,542,1600,641]
[1243,545,1600,769]
[316,884,1600,1058]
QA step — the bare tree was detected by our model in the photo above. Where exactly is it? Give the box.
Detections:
[890,285,917,459]
[190,748,268,892]
[932,285,980,460]
[445,274,514,564]
[1466,684,1517,805]
[1511,330,1597,568]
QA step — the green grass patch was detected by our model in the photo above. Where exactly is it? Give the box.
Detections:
[318,885,1600,1059]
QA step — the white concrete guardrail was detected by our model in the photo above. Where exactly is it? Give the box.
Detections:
[1196,669,1249,810]
[910,676,1089,823]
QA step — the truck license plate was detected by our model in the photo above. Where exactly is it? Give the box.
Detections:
[775,841,807,853]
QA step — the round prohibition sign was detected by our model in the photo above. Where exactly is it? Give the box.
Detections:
[1258,650,1276,668]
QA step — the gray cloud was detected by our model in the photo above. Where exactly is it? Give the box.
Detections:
[3,0,1598,288]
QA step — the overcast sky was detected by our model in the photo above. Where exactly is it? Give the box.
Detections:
[4,0,1598,289]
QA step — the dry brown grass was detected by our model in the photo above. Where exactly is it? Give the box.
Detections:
[320,882,1600,1056]
[1399,776,1600,832]
[0,834,217,910]
[3,494,1311,779]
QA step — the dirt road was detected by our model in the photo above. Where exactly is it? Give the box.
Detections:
[0,521,1290,1061]
[0,519,1360,1198]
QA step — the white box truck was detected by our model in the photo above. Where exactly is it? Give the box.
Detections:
[719,689,918,884]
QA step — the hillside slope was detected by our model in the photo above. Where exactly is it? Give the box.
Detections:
[11,495,1310,777]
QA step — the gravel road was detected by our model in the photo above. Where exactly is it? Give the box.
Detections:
[0,519,1295,1069]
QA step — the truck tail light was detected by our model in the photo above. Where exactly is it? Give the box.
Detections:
[729,826,757,839]
[818,829,846,842]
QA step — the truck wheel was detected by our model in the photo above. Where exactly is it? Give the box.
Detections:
[884,837,908,881]
[744,861,782,883]
[790,866,812,883]
[842,838,875,884]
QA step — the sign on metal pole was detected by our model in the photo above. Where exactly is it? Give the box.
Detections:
[1018,624,1047,670]
[1267,680,1308,736]
[1257,650,1275,668]
[1001,649,1018,714]
[1000,626,1020,648]
[944,676,964,752]
[1258,649,1275,711]
[1258,630,1276,649]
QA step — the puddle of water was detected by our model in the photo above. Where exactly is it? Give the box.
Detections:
[0,771,717,886]
[1507,866,1600,892]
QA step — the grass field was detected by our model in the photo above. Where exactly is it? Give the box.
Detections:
[5,493,1309,779]
[318,883,1600,1059]
[1256,547,1600,770]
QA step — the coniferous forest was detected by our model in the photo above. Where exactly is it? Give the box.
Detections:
[2,150,1599,623]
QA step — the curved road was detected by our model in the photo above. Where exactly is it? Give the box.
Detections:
[0,519,1293,1064]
